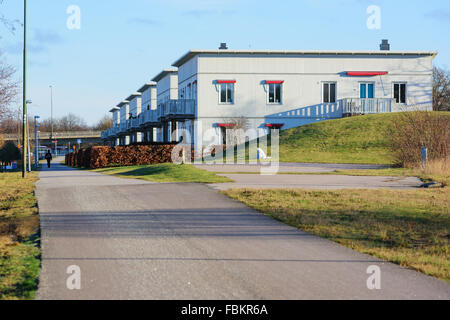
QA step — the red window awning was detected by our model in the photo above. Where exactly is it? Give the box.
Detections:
[266,80,284,84]
[217,80,236,84]
[218,123,236,128]
[346,71,388,76]
[265,123,284,129]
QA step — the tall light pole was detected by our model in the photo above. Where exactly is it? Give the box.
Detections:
[22,0,27,178]
[50,85,54,142]
[34,116,40,169]
[25,100,33,172]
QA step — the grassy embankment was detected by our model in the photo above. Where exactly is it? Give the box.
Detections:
[93,163,233,183]
[277,113,401,164]
[225,188,450,282]
[0,172,40,300]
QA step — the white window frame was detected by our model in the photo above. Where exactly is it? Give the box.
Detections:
[322,82,337,103]
[218,82,235,105]
[393,82,407,104]
[267,83,283,105]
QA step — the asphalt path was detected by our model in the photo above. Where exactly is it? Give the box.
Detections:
[35,160,449,300]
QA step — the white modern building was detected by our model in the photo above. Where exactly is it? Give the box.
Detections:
[102,42,436,148]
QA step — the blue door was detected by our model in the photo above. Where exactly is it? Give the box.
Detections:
[360,84,366,98]
[360,83,374,99]
[368,83,374,98]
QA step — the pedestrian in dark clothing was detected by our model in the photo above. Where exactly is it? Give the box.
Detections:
[45,150,53,168]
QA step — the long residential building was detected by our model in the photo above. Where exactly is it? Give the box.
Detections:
[102,41,436,147]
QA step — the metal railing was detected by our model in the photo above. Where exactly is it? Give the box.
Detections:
[342,98,396,114]
[159,99,196,119]
[142,109,159,124]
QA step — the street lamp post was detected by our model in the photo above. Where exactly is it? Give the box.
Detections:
[22,0,27,178]
[34,116,40,169]
[50,85,54,142]
[26,100,32,172]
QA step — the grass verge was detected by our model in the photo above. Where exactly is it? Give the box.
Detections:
[93,163,233,183]
[224,188,450,282]
[278,113,398,164]
[0,172,40,300]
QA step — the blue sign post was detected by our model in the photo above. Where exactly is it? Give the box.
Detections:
[421,147,428,167]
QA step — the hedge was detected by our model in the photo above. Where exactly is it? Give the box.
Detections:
[65,145,177,169]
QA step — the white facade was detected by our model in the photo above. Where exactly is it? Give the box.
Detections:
[103,48,436,147]
[139,83,157,111]
[118,101,130,145]
[128,93,142,118]
[172,50,435,144]
[152,69,179,142]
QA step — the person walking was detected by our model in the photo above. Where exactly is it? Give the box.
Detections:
[45,150,53,168]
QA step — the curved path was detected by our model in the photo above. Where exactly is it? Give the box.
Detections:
[36,161,449,300]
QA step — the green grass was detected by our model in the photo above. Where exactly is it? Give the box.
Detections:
[93,163,233,183]
[224,188,450,281]
[278,113,399,164]
[0,172,40,300]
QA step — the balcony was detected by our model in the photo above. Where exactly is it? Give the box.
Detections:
[140,109,160,126]
[101,126,118,139]
[159,99,196,120]
[342,98,397,114]
[119,122,128,133]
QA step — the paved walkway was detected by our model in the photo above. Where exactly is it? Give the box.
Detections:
[195,162,390,173]
[209,174,422,190]
[35,161,449,300]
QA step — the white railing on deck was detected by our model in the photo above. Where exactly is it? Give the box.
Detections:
[342,98,396,114]
[159,99,195,119]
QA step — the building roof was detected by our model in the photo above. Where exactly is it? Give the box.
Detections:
[151,68,178,82]
[117,101,129,108]
[126,93,142,102]
[109,106,120,113]
[137,82,157,93]
[172,49,438,67]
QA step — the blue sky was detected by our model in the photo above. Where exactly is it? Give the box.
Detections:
[0,0,449,125]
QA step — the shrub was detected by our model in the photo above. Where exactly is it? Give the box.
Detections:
[0,141,21,170]
[388,112,449,167]
[65,145,177,169]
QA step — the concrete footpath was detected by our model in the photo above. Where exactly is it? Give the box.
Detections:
[208,174,422,190]
[35,161,449,300]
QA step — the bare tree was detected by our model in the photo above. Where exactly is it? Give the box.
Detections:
[0,57,18,121]
[57,113,89,132]
[0,1,21,121]
[0,0,22,35]
[433,66,450,112]
[93,115,113,131]
[36,114,89,132]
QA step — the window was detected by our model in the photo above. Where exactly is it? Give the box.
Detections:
[360,83,374,99]
[268,83,282,104]
[219,83,234,104]
[393,83,406,104]
[323,82,336,103]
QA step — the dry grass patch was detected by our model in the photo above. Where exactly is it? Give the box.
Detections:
[0,172,40,300]
[224,188,450,282]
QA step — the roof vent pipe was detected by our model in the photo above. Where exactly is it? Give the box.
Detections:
[219,43,228,50]
[380,39,390,51]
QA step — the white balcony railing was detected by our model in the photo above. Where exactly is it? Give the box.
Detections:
[141,109,159,124]
[342,98,396,114]
[159,99,196,119]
